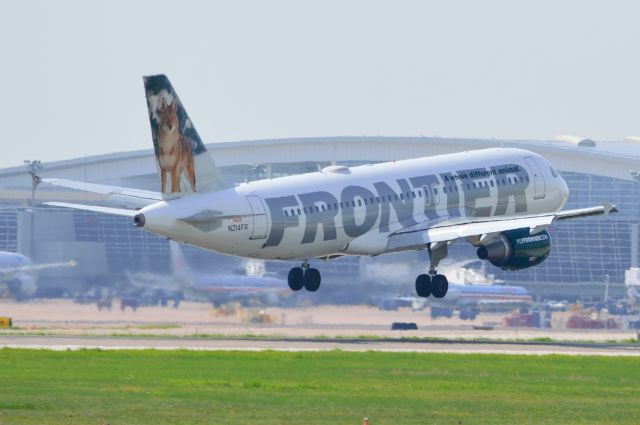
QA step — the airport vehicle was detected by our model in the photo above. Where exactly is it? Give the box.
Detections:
[44,74,617,299]
[429,283,532,320]
[0,251,76,299]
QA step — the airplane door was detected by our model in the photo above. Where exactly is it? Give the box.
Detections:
[245,195,268,239]
[524,157,546,199]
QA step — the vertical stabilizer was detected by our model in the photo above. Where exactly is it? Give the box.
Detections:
[143,74,227,199]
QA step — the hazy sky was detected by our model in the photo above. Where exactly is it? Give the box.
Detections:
[1,1,638,168]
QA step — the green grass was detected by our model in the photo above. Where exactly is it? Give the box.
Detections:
[0,349,638,424]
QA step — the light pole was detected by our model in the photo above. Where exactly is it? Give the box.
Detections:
[23,160,43,258]
[24,160,43,208]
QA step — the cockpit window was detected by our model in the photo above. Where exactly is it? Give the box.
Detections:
[549,166,559,178]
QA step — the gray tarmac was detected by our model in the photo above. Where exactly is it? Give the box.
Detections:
[1,335,639,356]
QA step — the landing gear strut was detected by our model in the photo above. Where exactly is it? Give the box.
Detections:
[288,261,321,292]
[415,243,449,299]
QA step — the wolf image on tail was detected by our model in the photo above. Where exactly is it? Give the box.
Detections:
[157,97,196,193]
[144,75,227,198]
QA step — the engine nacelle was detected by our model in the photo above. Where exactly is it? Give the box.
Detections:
[476,228,551,271]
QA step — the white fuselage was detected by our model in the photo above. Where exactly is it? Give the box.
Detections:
[139,148,569,260]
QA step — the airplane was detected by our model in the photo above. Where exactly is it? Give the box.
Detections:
[0,251,76,299]
[126,241,287,301]
[43,74,618,299]
[85,240,288,309]
[381,260,531,319]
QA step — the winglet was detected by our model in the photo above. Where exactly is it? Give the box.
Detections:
[603,201,617,216]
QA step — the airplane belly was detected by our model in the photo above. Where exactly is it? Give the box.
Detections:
[241,228,349,260]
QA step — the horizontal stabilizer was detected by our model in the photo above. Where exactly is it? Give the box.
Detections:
[44,202,137,217]
[42,178,161,208]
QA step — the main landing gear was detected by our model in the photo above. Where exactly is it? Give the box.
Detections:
[288,261,321,292]
[415,243,449,299]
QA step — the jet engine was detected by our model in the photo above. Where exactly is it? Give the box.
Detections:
[476,228,551,271]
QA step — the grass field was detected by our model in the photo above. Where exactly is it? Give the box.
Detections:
[0,349,639,424]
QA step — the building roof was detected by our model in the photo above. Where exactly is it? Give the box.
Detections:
[1,136,639,189]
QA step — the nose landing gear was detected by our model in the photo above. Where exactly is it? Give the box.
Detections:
[287,261,321,292]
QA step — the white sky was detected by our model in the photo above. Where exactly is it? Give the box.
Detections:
[1,0,639,168]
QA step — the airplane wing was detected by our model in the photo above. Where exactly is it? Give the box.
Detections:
[0,260,77,276]
[42,178,161,208]
[388,203,618,250]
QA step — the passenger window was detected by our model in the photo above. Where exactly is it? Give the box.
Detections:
[358,199,362,207]
[490,180,494,187]
[297,208,301,215]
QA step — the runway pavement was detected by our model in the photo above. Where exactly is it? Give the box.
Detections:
[1,335,639,356]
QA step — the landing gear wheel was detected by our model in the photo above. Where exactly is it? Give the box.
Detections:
[415,274,431,297]
[287,267,304,291]
[431,274,449,299]
[303,268,321,292]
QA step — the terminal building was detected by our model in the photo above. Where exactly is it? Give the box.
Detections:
[0,136,638,299]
